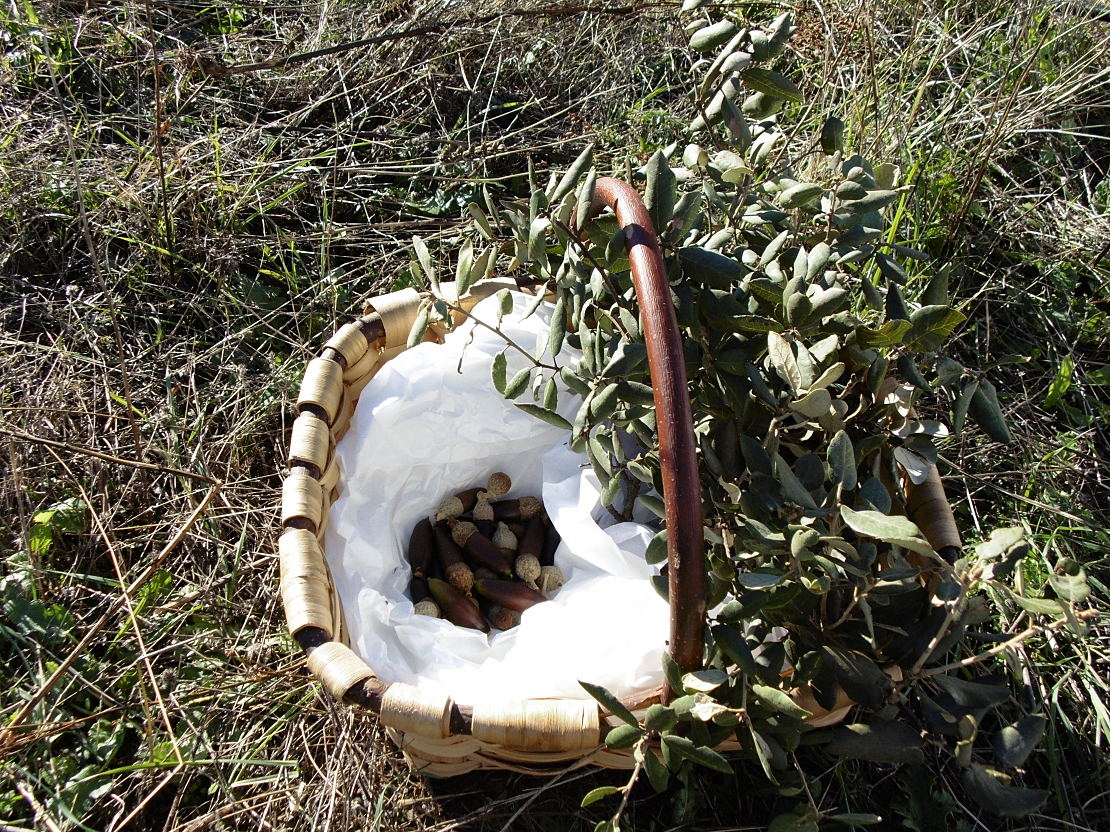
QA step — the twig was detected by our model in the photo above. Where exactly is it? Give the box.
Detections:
[919,608,1099,677]
[0,424,219,484]
[442,299,559,371]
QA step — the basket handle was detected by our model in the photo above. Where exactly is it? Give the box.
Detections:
[587,178,705,694]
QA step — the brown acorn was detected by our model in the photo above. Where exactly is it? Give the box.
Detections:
[540,523,561,567]
[474,578,547,612]
[473,495,496,539]
[487,604,521,630]
[408,518,435,579]
[519,516,545,562]
[410,575,432,603]
[433,525,474,594]
[490,496,544,523]
[428,578,490,632]
[450,521,514,578]
[434,486,486,521]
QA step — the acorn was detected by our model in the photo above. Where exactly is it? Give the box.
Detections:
[450,521,514,578]
[433,526,474,594]
[473,567,496,582]
[540,523,561,567]
[473,494,495,539]
[434,495,464,523]
[411,577,441,616]
[428,578,490,632]
[487,604,521,630]
[407,518,435,579]
[435,486,485,521]
[519,516,545,561]
[538,565,564,595]
[515,553,541,590]
[490,496,544,523]
[492,522,518,557]
[474,578,547,612]
[410,575,432,602]
[486,471,512,499]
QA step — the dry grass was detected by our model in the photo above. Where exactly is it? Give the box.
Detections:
[2,0,1109,829]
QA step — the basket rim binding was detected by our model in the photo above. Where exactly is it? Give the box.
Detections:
[278,181,962,774]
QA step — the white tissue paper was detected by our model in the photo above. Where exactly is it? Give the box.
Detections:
[324,291,669,706]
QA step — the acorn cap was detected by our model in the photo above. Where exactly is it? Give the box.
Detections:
[473,496,495,523]
[486,472,512,498]
[435,495,465,522]
[487,604,516,630]
[515,553,541,590]
[452,520,478,548]
[539,565,564,595]
[519,495,544,520]
[414,599,441,618]
[492,522,518,553]
[446,561,474,594]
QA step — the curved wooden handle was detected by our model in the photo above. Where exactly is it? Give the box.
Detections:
[590,178,705,693]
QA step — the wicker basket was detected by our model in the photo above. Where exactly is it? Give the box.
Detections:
[277,180,961,776]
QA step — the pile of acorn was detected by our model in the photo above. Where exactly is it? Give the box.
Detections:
[407,472,564,633]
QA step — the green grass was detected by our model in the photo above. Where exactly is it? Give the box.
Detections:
[2,0,1109,829]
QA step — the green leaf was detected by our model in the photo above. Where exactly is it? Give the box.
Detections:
[679,246,744,289]
[640,744,670,792]
[645,529,668,565]
[553,144,595,204]
[491,350,508,395]
[661,735,733,774]
[1044,355,1074,407]
[644,703,679,733]
[768,331,802,394]
[605,723,645,749]
[662,651,685,695]
[576,169,598,231]
[933,675,1010,709]
[856,319,911,349]
[515,403,570,430]
[505,366,532,399]
[907,305,965,352]
[820,115,844,154]
[468,202,494,239]
[826,721,923,764]
[406,304,430,348]
[779,182,824,209]
[994,715,1046,768]
[838,189,899,215]
[711,624,760,677]
[776,453,817,509]
[839,506,923,543]
[968,380,1011,443]
[742,67,803,102]
[455,238,476,296]
[549,292,567,357]
[752,684,811,720]
[962,764,1049,818]
[602,343,648,377]
[412,235,438,293]
[690,19,739,52]
[580,680,640,727]
[953,380,978,436]
[828,430,856,490]
[739,434,772,476]
[581,785,621,807]
[820,646,891,709]
[644,150,676,235]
